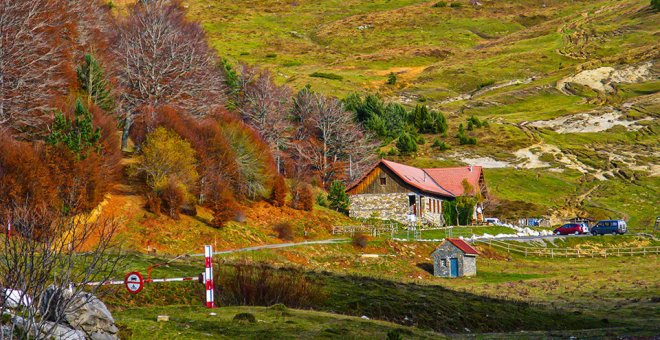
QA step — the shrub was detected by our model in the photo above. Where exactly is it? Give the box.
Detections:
[315,193,329,207]
[432,1,447,7]
[233,313,256,323]
[0,136,58,216]
[652,0,660,11]
[387,329,404,340]
[410,105,447,134]
[327,181,349,214]
[273,222,294,241]
[387,72,397,85]
[432,139,450,151]
[210,188,241,228]
[352,233,369,248]
[290,182,313,211]
[270,175,287,207]
[459,135,477,145]
[161,178,186,219]
[47,99,102,160]
[132,127,198,218]
[309,72,343,80]
[450,2,462,8]
[396,133,418,155]
[215,261,326,308]
[265,53,277,58]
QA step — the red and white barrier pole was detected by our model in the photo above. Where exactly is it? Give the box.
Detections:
[204,245,215,308]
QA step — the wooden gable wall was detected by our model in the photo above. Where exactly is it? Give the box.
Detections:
[348,165,412,195]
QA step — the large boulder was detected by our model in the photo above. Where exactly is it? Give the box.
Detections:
[2,288,33,308]
[41,286,119,340]
[12,315,86,340]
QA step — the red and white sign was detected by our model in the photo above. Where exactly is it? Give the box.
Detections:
[124,271,144,294]
[204,245,215,308]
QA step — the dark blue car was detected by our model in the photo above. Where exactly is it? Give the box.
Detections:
[591,220,627,235]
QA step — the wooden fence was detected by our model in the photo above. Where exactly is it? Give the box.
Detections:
[331,223,399,237]
[476,239,660,258]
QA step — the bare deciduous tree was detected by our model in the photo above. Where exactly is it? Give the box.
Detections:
[290,89,377,185]
[0,207,122,339]
[112,0,226,150]
[236,64,291,153]
[0,0,75,136]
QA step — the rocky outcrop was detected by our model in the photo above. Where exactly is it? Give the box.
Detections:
[13,316,87,340]
[41,286,119,340]
[557,61,655,94]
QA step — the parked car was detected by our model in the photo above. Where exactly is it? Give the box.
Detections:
[591,220,627,235]
[485,217,501,225]
[554,223,588,235]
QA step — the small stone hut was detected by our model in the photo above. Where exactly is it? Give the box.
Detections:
[431,238,479,278]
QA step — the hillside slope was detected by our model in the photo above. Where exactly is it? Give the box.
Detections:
[182,0,659,227]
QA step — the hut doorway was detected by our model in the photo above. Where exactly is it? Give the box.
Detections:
[449,258,459,277]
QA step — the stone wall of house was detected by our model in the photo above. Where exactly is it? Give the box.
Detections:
[349,193,409,223]
[463,256,477,276]
[431,243,477,277]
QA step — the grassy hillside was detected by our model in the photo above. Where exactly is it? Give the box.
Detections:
[106,236,659,337]
[114,305,443,339]
[181,0,659,228]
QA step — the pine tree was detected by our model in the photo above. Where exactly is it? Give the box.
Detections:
[396,132,418,154]
[47,99,102,160]
[77,54,114,111]
[327,180,350,214]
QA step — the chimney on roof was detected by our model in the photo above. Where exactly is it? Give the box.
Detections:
[469,165,473,172]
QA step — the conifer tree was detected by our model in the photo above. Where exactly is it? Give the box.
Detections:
[327,180,350,214]
[47,99,102,160]
[77,54,114,111]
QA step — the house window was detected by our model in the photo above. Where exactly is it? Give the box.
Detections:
[441,259,447,267]
[379,177,386,185]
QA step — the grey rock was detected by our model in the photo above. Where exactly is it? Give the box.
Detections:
[41,285,119,339]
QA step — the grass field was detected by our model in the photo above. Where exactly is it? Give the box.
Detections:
[105,235,660,337]
[114,305,442,339]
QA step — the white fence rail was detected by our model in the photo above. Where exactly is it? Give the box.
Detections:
[476,239,660,258]
[331,223,399,237]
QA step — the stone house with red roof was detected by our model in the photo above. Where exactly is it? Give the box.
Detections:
[346,159,487,226]
[431,238,479,277]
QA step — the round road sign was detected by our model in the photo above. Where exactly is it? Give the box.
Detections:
[124,271,144,294]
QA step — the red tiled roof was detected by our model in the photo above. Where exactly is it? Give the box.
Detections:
[381,160,454,198]
[346,159,482,198]
[446,238,479,255]
[423,166,482,196]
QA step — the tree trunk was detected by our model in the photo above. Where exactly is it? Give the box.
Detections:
[121,117,132,151]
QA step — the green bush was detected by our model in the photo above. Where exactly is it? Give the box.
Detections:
[327,181,350,214]
[396,133,418,154]
[432,1,447,7]
[652,0,660,11]
[387,72,397,85]
[410,105,448,134]
[432,139,450,151]
[310,72,343,80]
[450,2,462,8]
[316,193,329,207]
[233,313,256,323]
